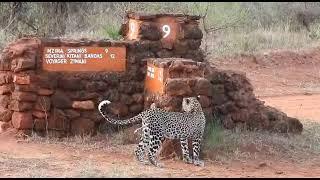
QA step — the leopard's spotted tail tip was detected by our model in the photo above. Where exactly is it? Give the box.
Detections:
[98,100,111,114]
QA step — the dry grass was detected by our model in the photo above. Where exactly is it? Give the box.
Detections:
[25,129,138,154]
[300,82,320,93]
[0,29,15,50]
[25,132,115,151]
[207,26,320,58]
[203,119,320,164]
[0,153,53,178]
[72,160,107,178]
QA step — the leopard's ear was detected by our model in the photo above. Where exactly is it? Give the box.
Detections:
[150,103,157,109]
[197,95,201,100]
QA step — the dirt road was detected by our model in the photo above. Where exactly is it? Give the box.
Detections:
[0,130,319,178]
[261,94,320,123]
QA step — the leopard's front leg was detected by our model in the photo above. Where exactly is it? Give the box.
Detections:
[147,133,165,168]
[180,138,193,164]
[134,126,150,164]
[192,138,204,167]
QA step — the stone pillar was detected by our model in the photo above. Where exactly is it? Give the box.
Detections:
[0,38,41,133]
[121,12,205,62]
[143,57,212,159]
[0,55,14,132]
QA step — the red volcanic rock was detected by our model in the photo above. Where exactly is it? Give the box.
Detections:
[0,108,13,122]
[37,88,54,96]
[12,91,37,102]
[72,100,95,110]
[12,111,33,129]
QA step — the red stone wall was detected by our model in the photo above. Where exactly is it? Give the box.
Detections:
[0,29,205,136]
[206,66,303,133]
[0,12,303,139]
[0,13,205,136]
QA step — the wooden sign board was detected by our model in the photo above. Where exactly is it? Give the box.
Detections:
[144,62,167,94]
[42,46,126,72]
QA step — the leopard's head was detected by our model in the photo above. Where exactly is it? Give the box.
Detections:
[182,95,203,113]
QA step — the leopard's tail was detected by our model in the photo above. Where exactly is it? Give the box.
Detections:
[98,100,142,125]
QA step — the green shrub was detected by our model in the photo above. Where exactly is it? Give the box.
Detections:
[309,22,320,40]
[203,115,224,149]
[103,24,121,40]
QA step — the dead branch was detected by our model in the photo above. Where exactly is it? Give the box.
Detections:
[195,2,247,58]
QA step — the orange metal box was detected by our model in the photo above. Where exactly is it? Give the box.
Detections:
[144,62,167,94]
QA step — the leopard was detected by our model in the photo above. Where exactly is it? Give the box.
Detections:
[133,102,157,134]
[98,96,206,168]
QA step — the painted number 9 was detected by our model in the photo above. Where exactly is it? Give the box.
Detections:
[162,25,171,38]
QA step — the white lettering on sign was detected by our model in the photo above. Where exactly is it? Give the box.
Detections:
[147,66,155,78]
[70,59,86,64]
[46,59,67,64]
[67,48,87,53]
[46,48,64,53]
[104,48,116,59]
[45,54,65,59]
[42,46,126,72]
[44,47,105,65]
[67,54,81,58]
[162,25,171,38]
[84,54,103,59]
